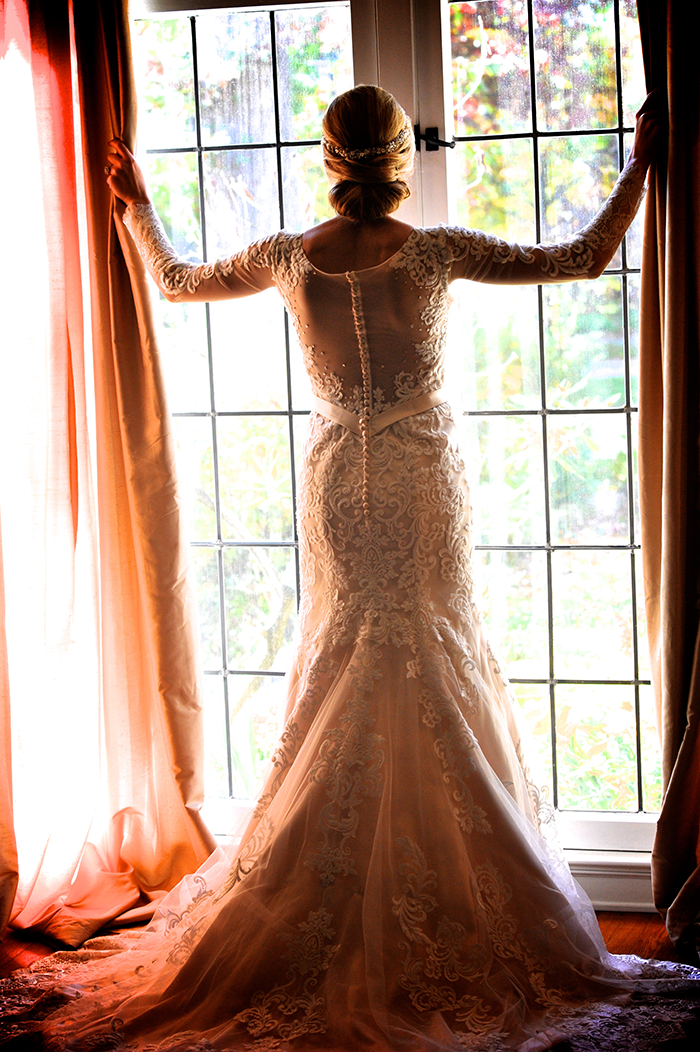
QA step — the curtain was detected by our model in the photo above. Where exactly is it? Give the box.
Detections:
[0,514,16,936]
[637,0,700,952]
[0,0,215,948]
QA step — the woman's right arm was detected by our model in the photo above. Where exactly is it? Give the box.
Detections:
[106,139,276,302]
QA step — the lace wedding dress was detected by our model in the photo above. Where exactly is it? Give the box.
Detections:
[3,159,699,1051]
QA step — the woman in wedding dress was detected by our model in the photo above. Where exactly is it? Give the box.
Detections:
[7,84,698,1052]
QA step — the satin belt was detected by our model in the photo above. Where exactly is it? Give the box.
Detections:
[310,388,448,437]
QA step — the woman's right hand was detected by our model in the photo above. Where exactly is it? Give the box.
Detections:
[105,139,151,208]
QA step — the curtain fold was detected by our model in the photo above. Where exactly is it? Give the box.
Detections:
[0,0,214,949]
[637,0,700,951]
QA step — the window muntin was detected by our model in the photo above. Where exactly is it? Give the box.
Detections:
[447,0,659,813]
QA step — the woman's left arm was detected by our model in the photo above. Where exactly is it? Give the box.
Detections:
[447,94,666,286]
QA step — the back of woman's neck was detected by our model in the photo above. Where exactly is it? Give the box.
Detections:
[302,214,414,273]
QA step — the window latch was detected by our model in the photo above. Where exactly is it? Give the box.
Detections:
[414,125,456,152]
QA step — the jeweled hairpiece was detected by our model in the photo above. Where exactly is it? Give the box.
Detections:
[322,122,412,161]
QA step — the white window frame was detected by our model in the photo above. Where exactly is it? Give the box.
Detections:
[132,0,657,909]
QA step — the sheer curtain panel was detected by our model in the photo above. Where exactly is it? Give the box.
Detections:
[637,0,700,952]
[0,0,214,949]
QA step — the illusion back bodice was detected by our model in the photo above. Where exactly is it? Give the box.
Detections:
[287,236,446,415]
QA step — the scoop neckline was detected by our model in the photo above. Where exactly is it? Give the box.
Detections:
[299,227,417,276]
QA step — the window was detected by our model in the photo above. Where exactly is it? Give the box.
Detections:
[444,1,659,823]
[131,2,353,824]
[132,1,658,869]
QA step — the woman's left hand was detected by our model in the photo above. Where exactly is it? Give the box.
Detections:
[629,88,667,168]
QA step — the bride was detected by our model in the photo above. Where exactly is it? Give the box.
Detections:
[8,84,699,1052]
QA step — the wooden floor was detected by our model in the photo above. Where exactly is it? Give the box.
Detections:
[595,909,696,964]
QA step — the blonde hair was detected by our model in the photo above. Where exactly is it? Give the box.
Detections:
[322,85,414,222]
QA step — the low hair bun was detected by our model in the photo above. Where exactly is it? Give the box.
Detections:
[328,179,410,223]
[322,85,415,222]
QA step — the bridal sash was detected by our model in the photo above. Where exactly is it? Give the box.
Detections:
[311,388,448,437]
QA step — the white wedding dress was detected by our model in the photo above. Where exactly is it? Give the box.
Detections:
[2,158,699,1051]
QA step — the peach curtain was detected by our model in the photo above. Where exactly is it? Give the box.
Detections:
[637,0,700,952]
[0,513,16,937]
[0,0,215,948]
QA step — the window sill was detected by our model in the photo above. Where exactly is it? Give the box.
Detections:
[558,811,657,912]
[556,809,657,852]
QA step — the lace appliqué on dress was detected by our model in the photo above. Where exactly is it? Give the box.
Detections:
[234,907,338,1041]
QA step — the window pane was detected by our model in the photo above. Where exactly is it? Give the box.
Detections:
[621,0,646,127]
[556,684,638,811]
[623,131,644,268]
[449,283,541,412]
[292,413,311,485]
[172,416,217,541]
[455,138,535,241]
[477,549,549,679]
[202,674,229,798]
[639,684,662,812]
[210,292,288,412]
[226,674,287,798]
[203,148,279,256]
[513,683,553,798]
[628,272,640,405]
[275,7,353,142]
[543,277,625,409]
[157,301,211,413]
[630,409,640,545]
[290,344,314,412]
[282,145,335,230]
[197,11,275,147]
[534,0,617,132]
[223,547,297,673]
[144,153,201,259]
[552,549,633,680]
[548,412,629,545]
[451,0,532,137]
[193,547,221,670]
[462,415,546,546]
[217,417,293,542]
[539,134,619,254]
[132,18,196,149]
[634,551,650,680]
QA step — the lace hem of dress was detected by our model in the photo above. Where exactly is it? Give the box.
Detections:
[1,960,699,1052]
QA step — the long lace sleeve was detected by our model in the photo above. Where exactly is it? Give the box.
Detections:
[123,203,277,302]
[444,158,647,285]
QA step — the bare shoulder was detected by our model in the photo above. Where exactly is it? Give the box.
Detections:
[301,217,342,249]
